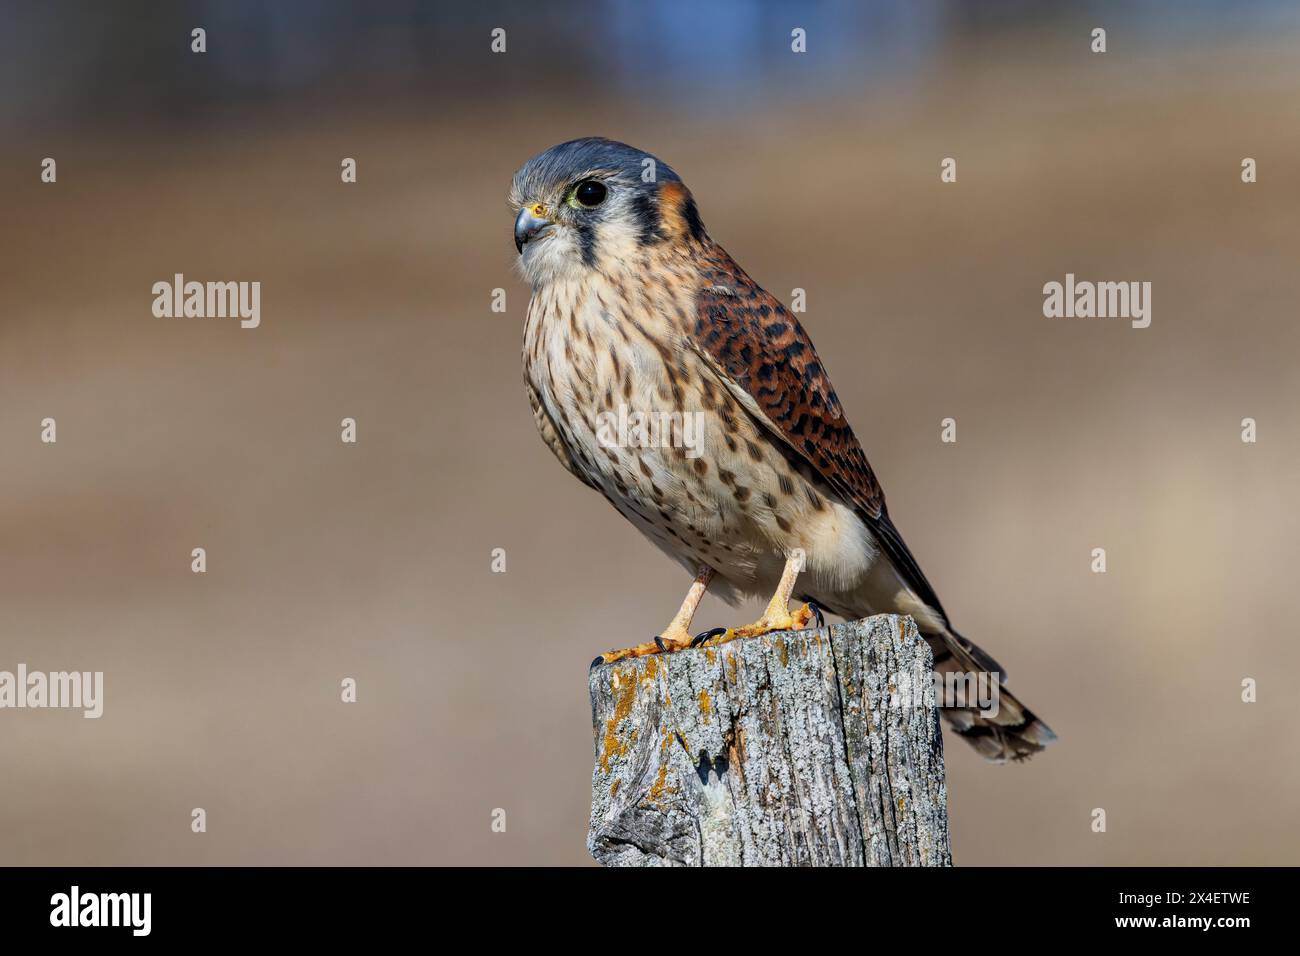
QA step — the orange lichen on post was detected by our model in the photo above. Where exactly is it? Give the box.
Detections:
[600,668,639,773]
[647,764,677,804]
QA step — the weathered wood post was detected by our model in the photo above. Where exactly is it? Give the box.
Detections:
[587,614,951,866]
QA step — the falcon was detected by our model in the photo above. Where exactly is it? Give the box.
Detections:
[511,137,1056,761]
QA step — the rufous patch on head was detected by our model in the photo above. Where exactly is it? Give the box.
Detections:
[657,181,704,242]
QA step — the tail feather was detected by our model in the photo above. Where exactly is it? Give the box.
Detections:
[928,630,1057,762]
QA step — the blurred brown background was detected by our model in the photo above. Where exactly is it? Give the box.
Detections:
[2,1,1299,865]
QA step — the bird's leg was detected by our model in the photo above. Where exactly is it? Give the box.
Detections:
[596,566,715,665]
[693,552,819,649]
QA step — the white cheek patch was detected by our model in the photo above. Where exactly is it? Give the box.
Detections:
[517,188,654,287]
[519,228,585,287]
[593,216,642,263]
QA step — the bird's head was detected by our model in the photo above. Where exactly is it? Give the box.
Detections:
[509,137,706,287]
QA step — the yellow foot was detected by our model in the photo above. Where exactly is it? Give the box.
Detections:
[693,601,824,650]
[595,623,695,666]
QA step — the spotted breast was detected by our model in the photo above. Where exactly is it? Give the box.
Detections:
[522,240,876,611]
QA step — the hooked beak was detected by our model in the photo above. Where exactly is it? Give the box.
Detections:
[514,204,554,254]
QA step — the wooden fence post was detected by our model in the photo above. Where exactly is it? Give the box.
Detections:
[587,614,951,866]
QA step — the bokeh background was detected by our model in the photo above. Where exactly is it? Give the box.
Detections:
[3,0,1299,865]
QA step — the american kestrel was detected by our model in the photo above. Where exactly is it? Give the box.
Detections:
[512,138,1055,761]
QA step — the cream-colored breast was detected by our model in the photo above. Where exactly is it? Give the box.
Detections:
[523,271,876,604]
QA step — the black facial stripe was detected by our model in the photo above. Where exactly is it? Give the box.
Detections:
[629,192,662,245]
[577,223,597,266]
[682,196,705,242]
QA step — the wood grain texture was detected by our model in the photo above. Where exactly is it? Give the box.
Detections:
[587,614,951,866]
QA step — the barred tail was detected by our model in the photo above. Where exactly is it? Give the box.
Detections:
[929,629,1057,762]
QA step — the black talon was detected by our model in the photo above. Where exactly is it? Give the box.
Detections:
[654,636,667,652]
[807,601,825,628]
[692,627,727,647]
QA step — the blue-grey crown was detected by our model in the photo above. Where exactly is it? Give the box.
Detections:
[512,137,680,200]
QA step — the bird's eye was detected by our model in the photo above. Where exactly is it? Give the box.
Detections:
[573,180,607,208]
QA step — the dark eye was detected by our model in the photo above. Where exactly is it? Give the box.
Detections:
[573,180,607,207]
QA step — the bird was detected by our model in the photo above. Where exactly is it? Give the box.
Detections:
[511,137,1056,761]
